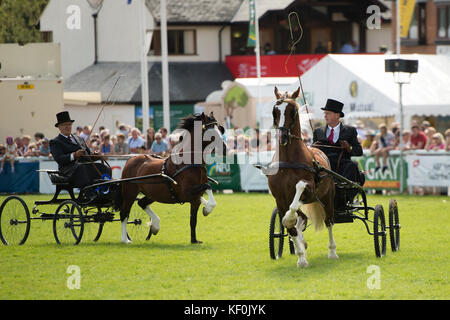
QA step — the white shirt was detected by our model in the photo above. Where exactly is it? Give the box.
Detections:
[326,123,341,144]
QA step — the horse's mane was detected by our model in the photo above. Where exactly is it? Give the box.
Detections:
[178,114,202,131]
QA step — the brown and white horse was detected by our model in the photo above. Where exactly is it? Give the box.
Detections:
[116,113,227,244]
[268,87,338,267]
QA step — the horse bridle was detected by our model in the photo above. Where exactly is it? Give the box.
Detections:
[273,97,302,145]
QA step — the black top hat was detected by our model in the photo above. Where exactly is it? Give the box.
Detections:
[54,111,75,127]
[321,99,344,117]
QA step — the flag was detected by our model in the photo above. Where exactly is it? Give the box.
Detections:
[247,0,256,47]
[399,0,416,38]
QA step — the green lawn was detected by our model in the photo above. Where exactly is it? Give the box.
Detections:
[0,193,448,300]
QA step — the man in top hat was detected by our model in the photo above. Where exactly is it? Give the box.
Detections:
[313,99,364,206]
[50,111,110,189]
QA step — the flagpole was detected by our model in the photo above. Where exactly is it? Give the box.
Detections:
[396,0,400,55]
[253,0,262,128]
[160,0,171,132]
[140,0,150,134]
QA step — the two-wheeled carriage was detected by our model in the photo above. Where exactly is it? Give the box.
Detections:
[0,169,176,245]
[268,164,401,259]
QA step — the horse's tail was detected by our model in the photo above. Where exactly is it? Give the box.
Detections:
[300,201,325,232]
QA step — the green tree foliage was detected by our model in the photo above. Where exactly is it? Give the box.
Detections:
[0,0,50,44]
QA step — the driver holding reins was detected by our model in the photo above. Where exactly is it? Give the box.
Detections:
[50,111,110,189]
[312,99,364,204]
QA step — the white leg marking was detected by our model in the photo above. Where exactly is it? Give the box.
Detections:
[145,205,160,235]
[282,180,307,228]
[202,189,216,216]
[327,225,339,259]
[290,216,308,268]
[121,218,131,244]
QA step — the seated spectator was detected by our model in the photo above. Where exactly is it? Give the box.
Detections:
[424,127,436,150]
[34,132,44,142]
[128,128,145,153]
[39,138,51,157]
[24,142,40,157]
[1,136,17,174]
[398,130,411,151]
[428,133,445,151]
[362,130,376,149]
[236,134,249,153]
[14,137,24,156]
[22,135,31,155]
[150,133,168,156]
[226,135,236,154]
[100,134,113,155]
[445,129,450,152]
[114,133,130,155]
[373,124,395,172]
[249,129,261,152]
[159,127,169,144]
[410,124,427,149]
[146,127,156,150]
[117,123,130,137]
[80,125,91,142]
[167,134,180,155]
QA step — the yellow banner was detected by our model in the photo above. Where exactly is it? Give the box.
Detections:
[399,0,416,38]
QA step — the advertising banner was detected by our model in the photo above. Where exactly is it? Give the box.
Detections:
[406,153,450,187]
[355,154,408,190]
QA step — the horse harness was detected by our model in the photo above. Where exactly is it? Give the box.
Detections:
[161,158,207,204]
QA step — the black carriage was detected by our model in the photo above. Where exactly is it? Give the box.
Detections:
[266,163,401,259]
[0,169,176,246]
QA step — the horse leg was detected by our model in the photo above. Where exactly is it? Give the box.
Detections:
[200,188,216,216]
[119,183,138,244]
[288,216,309,268]
[282,180,307,229]
[137,197,159,235]
[327,225,339,259]
[190,200,202,244]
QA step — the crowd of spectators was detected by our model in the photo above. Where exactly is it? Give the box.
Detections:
[0,124,178,174]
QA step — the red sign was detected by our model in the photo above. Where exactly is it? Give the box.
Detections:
[225,54,326,78]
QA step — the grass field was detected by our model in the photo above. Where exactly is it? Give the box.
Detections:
[0,193,448,300]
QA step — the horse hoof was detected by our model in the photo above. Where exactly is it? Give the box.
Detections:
[150,225,159,235]
[203,207,213,216]
[121,239,132,244]
[191,240,203,244]
[328,252,339,259]
[297,258,309,268]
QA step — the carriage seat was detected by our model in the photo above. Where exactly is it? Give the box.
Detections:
[42,170,70,185]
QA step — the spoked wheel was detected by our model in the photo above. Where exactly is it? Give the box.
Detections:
[0,196,31,245]
[127,209,152,242]
[373,204,387,258]
[53,200,84,245]
[269,207,288,260]
[389,199,400,252]
[82,209,105,242]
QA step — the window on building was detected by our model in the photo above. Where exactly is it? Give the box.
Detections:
[149,29,197,56]
[437,4,450,40]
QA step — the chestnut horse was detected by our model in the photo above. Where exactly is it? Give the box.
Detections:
[117,113,226,244]
[268,87,338,267]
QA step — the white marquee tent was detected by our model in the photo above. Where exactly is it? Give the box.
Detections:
[259,54,450,130]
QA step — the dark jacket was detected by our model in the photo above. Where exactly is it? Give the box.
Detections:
[313,123,363,171]
[50,134,91,177]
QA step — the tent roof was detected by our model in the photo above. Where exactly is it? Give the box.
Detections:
[298,54,450,119]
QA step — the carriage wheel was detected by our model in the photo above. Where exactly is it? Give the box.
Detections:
[82,218,104,242]
[82,209,104,242]
[373,204,387,258]
[269,207,286,260]
[0,196,30,245]
[53,200,84,245]
[127,208,151,242]
[389,199,400,252]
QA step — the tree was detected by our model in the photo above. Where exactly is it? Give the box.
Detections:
[0,0,50,44]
